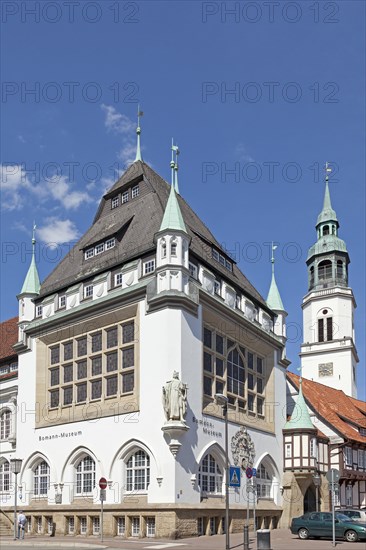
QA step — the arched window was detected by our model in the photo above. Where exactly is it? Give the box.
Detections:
[227,348,245,398]
[0,410,11,439]
[76,456,95,494]
[336,260,343,279]
[322,225,329,236]
[161,239,167,259]
[256,463,273,499]
[170,240,177,257]
[198,454,223,494]
[33,461,50,496]
[318,260,332,281]
[126,450,150,492]
[309,266,314,287]
[0,461,10,492]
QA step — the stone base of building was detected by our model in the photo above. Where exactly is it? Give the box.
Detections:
[1,503,282,539]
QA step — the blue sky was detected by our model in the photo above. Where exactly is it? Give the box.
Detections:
[1,1,365,399]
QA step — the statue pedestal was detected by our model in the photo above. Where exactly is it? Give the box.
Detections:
[161,421,189,457]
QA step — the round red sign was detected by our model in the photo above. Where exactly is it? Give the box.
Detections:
[99,477,107,489]
[246,467,253,479]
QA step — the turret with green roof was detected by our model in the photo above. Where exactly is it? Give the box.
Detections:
[306,164,349,292]
[18,225,40,297]
[284,378,315,431]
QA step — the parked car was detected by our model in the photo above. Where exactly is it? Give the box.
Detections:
[290,511,366,542]
[337,509,366,523]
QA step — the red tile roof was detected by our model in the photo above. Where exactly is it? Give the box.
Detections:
[0,317,18,361]
[287,372,366,445]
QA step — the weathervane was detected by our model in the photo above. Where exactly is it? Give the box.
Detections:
[170,140,180,193]
[135,105,143,162]
[271,241,278,275]
[325,161,332,182]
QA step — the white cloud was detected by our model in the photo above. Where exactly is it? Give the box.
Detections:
[101,104,135,134]
[101,105,138,168]
[235,143,255,163]
[37,217,80,246]
[0,164,32,210]
[45,175,93,210]
[18,135,26,143]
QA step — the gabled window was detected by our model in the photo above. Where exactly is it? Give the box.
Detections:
[143,259,155,275]
[115,273,123,286]
[84,285,93,299]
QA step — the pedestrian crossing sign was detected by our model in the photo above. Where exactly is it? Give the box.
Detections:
[229,466,241,487]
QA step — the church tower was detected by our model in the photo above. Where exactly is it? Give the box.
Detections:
[300,166,358,397]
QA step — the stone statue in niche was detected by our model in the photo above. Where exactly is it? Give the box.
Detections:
[162,371,188,422]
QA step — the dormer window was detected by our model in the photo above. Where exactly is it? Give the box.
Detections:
[85,248,94,260]
[189,262,197,279]
[143,259,155,275]
[36,305,43,317]
[95,243,105,255]
[84,285,93,299]
[111,196,119,209]
[211,248,233,272]
[106,238,116,250]
[115,273,123,286]
[59,295,66,309]
[122,191,129,204]
[214,280,221,295]
[132,185,139,198]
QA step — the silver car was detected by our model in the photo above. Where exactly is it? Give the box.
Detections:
[338,509,366,523]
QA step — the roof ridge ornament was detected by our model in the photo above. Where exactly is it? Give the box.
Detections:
[134,105,143,162]
[171,139,180,194]
[266,242,285,312]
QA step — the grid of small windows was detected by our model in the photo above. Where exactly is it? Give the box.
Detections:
[47,320,136,408]
[111,196,119,209]
[84,237,116,260]
[143,258,155,275]
[0,362,18,376]
[131,185,139,198]
[122,191,129,204]
[203,326,265,416]
[212,248,233,272]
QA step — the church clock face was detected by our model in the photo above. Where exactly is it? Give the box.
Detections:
[318,362,333,377]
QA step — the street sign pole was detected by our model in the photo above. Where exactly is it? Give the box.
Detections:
[101,495,104,542]
[331,470,335,548]
[253,477,256,532]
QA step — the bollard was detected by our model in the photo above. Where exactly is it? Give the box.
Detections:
[243,524,249,550]
[257,529,271,550]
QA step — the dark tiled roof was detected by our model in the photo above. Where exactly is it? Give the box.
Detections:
[287,373,366,444]
[39,161,269,309]
[0,317,18,361]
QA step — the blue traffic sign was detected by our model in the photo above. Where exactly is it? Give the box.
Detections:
[252,467,257,477]
[229,466,241,487]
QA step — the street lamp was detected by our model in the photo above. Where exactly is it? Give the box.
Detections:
[215,393,229,550]
[10,458,23,540]
[313,472,321,512]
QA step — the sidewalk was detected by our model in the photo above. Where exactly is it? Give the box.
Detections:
[0,529,361,549]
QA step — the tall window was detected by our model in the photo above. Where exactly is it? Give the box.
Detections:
[318,315,333,342]
[318,260,332,281]
[0,410,11,439]
[203,327,265,416]
[126,450,150,492]
[76,456,96,494]
[0,461,10,492]
[198,454,223,494]
[34,461,50,496]
[256,463,273,499]
[336,260,343,279]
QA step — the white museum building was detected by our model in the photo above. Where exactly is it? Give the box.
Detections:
[0,131,290,537]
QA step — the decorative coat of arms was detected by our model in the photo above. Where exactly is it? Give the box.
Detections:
[231,427,255,469]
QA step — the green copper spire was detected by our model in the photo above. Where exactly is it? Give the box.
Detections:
[266,243,285,311]
[284,378,314,430]
[134,106,143,162]
[20,223,41,295]
[316,162,338,226]
[159,146,187,233]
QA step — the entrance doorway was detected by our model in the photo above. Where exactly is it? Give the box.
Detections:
[304,486,316,513]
